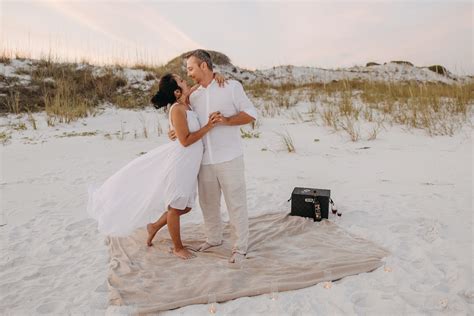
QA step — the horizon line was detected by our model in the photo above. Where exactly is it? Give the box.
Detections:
[2,48,472,77]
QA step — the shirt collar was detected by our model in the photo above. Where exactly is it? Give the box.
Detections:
[197,78,216,90]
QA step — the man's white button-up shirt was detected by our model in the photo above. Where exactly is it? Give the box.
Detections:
[189,79,258,165]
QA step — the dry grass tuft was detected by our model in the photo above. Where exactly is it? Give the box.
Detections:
[27,112,37,130]
[0,131,12,145]
[276,130,296,152]
[43,78,93,123]
[339,117,360,142]
[240,128,261,139]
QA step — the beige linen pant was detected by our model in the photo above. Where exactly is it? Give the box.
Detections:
[197,155,248,254]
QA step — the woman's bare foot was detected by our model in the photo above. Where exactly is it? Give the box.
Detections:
[173,247,196,260]
[146,223,160,247]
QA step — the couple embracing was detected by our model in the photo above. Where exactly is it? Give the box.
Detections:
[87,49,257,264]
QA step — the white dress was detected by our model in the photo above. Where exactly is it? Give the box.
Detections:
[87,105,203,236]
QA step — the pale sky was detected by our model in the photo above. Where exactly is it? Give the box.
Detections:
[1,0,472,74]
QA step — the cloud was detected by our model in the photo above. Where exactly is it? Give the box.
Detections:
[41,0,133,47]
[3,0,201,64]
[2,1,472,73]
[243,1,472,73]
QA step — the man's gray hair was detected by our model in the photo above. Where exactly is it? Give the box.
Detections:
[185,49,213,71]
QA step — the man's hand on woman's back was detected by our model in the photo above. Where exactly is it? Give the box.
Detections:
[168,129,177,141]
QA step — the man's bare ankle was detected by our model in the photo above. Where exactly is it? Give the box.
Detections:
[228,252,246,263]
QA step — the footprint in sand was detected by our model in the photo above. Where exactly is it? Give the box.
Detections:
[409,278,441,292]
[435,262,459,282]
[71,177,86,185]
[65,219,92,231]
[350,291,381,314]
[95,281,108,293]
[46,237,64,245]
[9,226,30,239]
[389,224,411,234]
[49,244,67,255]
[22,272,41,281]
[409,257,426,270]
[458,289,474,304]
[38,264,66,276]
[418,219,441,243]
[64,234,74,241]
[40,201,57,208]
[0,256,26,270]
[36,301,64,314]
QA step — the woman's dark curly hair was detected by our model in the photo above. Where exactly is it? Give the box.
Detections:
[151,74,181,109]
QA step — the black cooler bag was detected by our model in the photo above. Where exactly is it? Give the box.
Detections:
[289,187,331,221]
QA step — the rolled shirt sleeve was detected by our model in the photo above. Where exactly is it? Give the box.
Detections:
[231,81,258,120]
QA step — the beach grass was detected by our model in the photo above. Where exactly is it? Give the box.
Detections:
[246,80,473,136]
[1,52,472,136]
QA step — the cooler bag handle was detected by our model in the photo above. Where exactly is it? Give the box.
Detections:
[287,195,338,213]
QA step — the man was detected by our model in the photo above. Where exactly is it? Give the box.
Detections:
[169,49,257,263]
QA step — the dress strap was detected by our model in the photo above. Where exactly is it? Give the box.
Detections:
[169,103,190,129]
[168,103,178,129]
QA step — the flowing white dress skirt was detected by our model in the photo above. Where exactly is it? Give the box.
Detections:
[87,110,203,236]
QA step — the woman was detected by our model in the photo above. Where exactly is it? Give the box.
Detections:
[87,73,224,260]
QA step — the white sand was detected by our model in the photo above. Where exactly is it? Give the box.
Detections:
[0,61,472,315]
[1,102,472,315]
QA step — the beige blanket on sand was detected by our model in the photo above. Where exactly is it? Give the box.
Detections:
[106,212,389,314]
